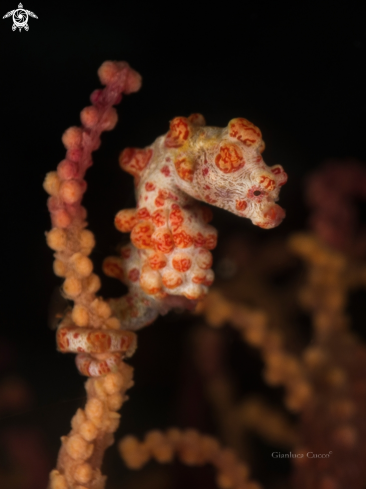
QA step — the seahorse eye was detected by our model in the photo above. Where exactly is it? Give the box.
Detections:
[253,190,262,196]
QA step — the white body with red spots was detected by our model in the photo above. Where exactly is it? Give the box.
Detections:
[103,115,287,326]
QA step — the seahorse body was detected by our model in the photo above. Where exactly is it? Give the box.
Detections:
[103,114,287,329]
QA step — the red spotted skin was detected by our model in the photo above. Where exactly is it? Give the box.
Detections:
[56,315,137,376]
[104,114,287,315]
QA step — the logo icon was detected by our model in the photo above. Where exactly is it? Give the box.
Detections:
[3,3,38,31]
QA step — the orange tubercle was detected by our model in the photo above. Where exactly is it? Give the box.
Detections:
[187,113,206,126]
[228,118,262,147]
[155,189,173,207]
[174,156,195,182]
[195,249,213,269]
[140,269,163,295]
[194,231,217,250]
[119,148,152,178]
[103,257,124,281]
[257,204,286,229]
[270,165,288,186]
[192,270,206,284]
[204,233,217,250]
[173,229,193,248]
[148,252,167,270]
[165,117,191,148]
[259,175,276,191]
[162,270,183,289]
[137,207,151,220]
[152,229,175,253]
[115,208,138,232]
[183,283,206,300]
[131,221,154,249]
[151,209,166,227]
[215,143,245,173]
[172,253,192,272]
[169,204,185,232]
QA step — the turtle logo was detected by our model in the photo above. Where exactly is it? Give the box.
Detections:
[3,3,38,31]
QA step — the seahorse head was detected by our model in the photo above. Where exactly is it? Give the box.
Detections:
[167,115,287,229]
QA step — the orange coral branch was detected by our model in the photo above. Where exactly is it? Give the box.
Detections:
[45,61,141,489]
[119,428,261,489]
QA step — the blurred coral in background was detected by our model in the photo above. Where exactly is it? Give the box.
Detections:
[0,341,51,489]
[306,160,366,257]
[190,160,366,488]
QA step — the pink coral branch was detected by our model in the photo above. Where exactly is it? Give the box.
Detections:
[44,61,141,489]
[44,61,141,376]
[306,159,366,257]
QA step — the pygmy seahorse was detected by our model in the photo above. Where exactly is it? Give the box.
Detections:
[103,114,287,329]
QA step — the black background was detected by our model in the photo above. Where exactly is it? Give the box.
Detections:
[0,2,365,488]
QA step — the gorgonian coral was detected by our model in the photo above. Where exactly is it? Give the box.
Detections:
[44,61,286,489]
[306,159,366,257]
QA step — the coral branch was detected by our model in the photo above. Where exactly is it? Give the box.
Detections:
[289,233,366,489]
[190,327,299,455]
[306,160,366,257]
[45,61,141,489]
[50,362,134,489]
[199,290,311,412]
[119,428,261,489]
[199,231,366,489]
